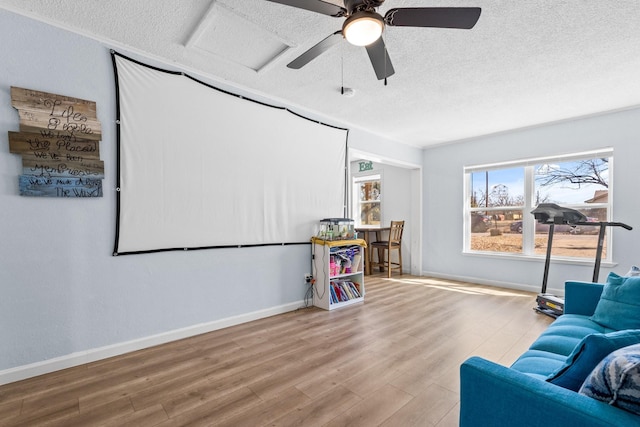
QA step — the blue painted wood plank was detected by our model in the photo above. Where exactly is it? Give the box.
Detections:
[18,175,103,197]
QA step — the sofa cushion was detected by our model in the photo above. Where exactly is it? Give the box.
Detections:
[510,314,606,379]
[590,273,640,330]
[529,314,606,355]
[579,343,640,415]
[547,329,640,391]
[510,350,567,381]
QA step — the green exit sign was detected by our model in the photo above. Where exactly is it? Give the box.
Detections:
[359,161,373,172]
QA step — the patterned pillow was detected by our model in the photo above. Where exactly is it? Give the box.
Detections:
[579,343,640,415]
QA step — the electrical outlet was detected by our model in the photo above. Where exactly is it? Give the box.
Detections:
[304,273,313,283]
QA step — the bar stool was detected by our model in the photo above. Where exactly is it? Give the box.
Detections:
[369,220,404,278]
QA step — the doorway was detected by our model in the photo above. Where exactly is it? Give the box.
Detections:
[349,149,422,276]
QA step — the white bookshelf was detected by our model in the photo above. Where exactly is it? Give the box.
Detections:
[311,237,366,310]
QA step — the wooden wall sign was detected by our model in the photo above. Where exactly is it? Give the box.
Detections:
[8,87,104,197]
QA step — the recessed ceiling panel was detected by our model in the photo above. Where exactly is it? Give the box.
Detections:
[186,1,290,72]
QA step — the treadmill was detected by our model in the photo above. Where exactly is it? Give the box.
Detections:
[531,203,632,318]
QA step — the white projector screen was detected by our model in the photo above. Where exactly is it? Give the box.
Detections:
[112,53,347,254]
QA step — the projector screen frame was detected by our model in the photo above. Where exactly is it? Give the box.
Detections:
[110,51,349,256]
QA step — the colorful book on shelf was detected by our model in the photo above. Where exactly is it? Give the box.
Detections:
[336,283,347,301]
[347,282,358,298]
[329,284,338,304]
[340,282,353,299]
[347,282,361,298]
[330,282,343,302]
[350,282,361,298]
[351,282,362,296]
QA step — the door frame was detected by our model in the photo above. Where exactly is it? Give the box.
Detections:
[348,148,423,276]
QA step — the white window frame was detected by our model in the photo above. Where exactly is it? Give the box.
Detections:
[352,173,382,228]
[463,148,614,262]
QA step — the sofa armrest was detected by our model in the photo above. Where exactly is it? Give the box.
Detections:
[460,356,639,427]
[563,281,604,316]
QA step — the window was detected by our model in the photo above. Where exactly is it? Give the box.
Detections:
[465,149,612,260]
[353,174,381,227]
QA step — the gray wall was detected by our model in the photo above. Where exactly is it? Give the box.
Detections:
[422,108,640,294]
[0,9,421,380]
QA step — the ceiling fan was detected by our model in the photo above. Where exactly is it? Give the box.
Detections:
[266,0,481,81]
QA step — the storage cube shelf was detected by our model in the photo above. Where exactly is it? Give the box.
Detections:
[311,237,366,310]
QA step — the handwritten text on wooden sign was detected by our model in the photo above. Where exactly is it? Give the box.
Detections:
[9,87,104,197]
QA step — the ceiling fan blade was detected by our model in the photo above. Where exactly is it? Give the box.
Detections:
[265,0,346,17]
[287,31,343,69]
[365,37,395,80]
[384,7,481,29]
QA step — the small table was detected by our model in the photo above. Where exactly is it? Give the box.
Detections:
[355,226,390,275]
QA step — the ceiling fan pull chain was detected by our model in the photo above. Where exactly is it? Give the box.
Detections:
[341,46,344,94]
[384,39,388,86]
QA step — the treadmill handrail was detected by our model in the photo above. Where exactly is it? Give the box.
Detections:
[536,220,632,231]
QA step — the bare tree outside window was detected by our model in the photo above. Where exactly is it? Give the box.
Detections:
[536,158,608,189]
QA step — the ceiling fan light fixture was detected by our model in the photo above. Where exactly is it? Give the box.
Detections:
[342,11,384,47]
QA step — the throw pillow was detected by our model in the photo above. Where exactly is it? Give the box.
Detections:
[548,329,640,391]
[627,265,640,277]
[590,273,640,330]
[579,343,640,415]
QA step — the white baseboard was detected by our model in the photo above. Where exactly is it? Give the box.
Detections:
[0,300,304,386]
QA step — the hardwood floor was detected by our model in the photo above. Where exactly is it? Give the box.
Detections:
[0,274,553,426]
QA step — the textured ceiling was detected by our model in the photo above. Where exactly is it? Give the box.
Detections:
[2,0,640,147]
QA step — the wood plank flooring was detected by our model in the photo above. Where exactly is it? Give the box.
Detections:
[0,274,553,426]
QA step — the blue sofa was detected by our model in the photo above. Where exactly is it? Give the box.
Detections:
[460,277,640,427]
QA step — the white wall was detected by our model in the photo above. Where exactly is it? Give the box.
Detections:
[422,108,640,295]
[347,127,423,167]
[0,9,420,383]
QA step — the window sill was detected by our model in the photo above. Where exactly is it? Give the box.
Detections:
[462,250,617,268]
